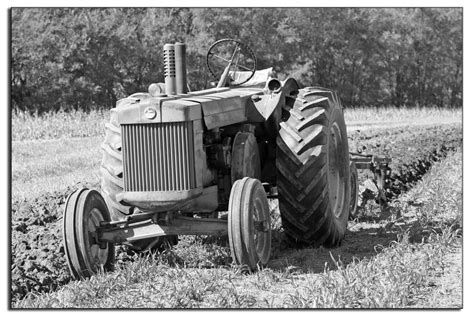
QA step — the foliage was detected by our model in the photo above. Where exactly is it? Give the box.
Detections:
[11,8,462,113]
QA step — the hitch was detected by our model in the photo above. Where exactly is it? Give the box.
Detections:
[350,152,392,206]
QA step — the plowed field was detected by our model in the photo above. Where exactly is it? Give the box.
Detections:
[10,110,462,308]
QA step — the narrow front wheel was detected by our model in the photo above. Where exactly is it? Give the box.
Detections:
[228,177,271,271]
[63,189,115,279]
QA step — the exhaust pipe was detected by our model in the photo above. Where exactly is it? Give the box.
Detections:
[163,42,187,96]
[163,44,176,95]
[174,43,187,94]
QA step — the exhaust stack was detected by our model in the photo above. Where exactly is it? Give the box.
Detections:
[163,44,176,95]
[175,43,187,94]
[163,42,187,96]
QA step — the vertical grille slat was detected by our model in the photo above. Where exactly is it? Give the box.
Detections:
[150,125,157,191]
[183,123,189,189]
[122,122,196,192]
[173,123,179,190]
[164,124,170,190]
[177,123,184,190]
[187,122,196,187]
[158,125,164,190]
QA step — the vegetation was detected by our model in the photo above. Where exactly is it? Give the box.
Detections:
[11,107,461,141]
[11,109,108,141]
[11,8,462,114]
[13,147,462,308]
[11,109,462,306]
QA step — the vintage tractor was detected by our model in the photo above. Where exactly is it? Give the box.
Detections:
[62,39,390,279]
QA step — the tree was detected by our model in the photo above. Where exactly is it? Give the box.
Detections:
[11,8,462,113]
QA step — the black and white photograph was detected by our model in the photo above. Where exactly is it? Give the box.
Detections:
[9,5,464,309]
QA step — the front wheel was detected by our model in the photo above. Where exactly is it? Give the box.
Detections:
[228,177,271,271]
[63,189,115,279]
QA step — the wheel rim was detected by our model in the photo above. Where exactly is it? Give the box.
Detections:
[328,122,346,218]
[228,178,271,269]
[252,197,271,263]
[86,207,110,269]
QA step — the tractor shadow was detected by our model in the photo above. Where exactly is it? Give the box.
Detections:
[266,205,439,274]
[117,204,451,275]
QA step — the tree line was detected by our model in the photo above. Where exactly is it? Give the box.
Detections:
[11,7,462,113]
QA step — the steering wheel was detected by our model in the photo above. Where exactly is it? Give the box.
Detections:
[206,39,257,87]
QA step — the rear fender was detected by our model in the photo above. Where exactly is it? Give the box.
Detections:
[251,78,299,137]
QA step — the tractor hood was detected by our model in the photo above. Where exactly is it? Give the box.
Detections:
[117,86,263,129]
[116,77,299,131]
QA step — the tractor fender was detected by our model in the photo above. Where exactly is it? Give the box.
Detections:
[251,78,300,137]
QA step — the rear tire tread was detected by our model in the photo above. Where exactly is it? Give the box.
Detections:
[277,88,350,245]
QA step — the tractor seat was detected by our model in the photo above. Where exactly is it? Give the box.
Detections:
[231,67,274,87]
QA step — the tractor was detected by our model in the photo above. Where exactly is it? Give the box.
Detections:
[62,39,390,279]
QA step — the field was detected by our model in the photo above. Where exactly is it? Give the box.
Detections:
[10,107,462,308]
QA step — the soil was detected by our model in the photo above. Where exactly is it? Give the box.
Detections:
[10,123,462,304]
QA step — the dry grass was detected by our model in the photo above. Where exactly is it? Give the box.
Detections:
[343,106,461,123]
[11,136,102,201]
[11,107,462,141]
[11,109,108,141]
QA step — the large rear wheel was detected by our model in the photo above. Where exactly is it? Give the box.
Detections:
[276,87,351,246]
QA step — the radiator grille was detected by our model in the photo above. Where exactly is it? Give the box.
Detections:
[122,122,196,191]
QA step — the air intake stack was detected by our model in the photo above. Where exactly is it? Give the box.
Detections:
[163,42,188,95]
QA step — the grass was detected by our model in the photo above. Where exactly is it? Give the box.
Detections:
[13,148,462,308]
[343,106,461,124]
[11,136,103,201]
[10,107,462,308]
[11,106,462,142]
[10,106,461,203]
[12,230,461,308]
[397,145,463,226]
[13,227,461,308]
[11,109,108,141]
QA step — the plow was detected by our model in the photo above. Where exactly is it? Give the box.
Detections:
[62,39,392,278]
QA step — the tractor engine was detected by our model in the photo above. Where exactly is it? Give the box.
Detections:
[117,103,212,213]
